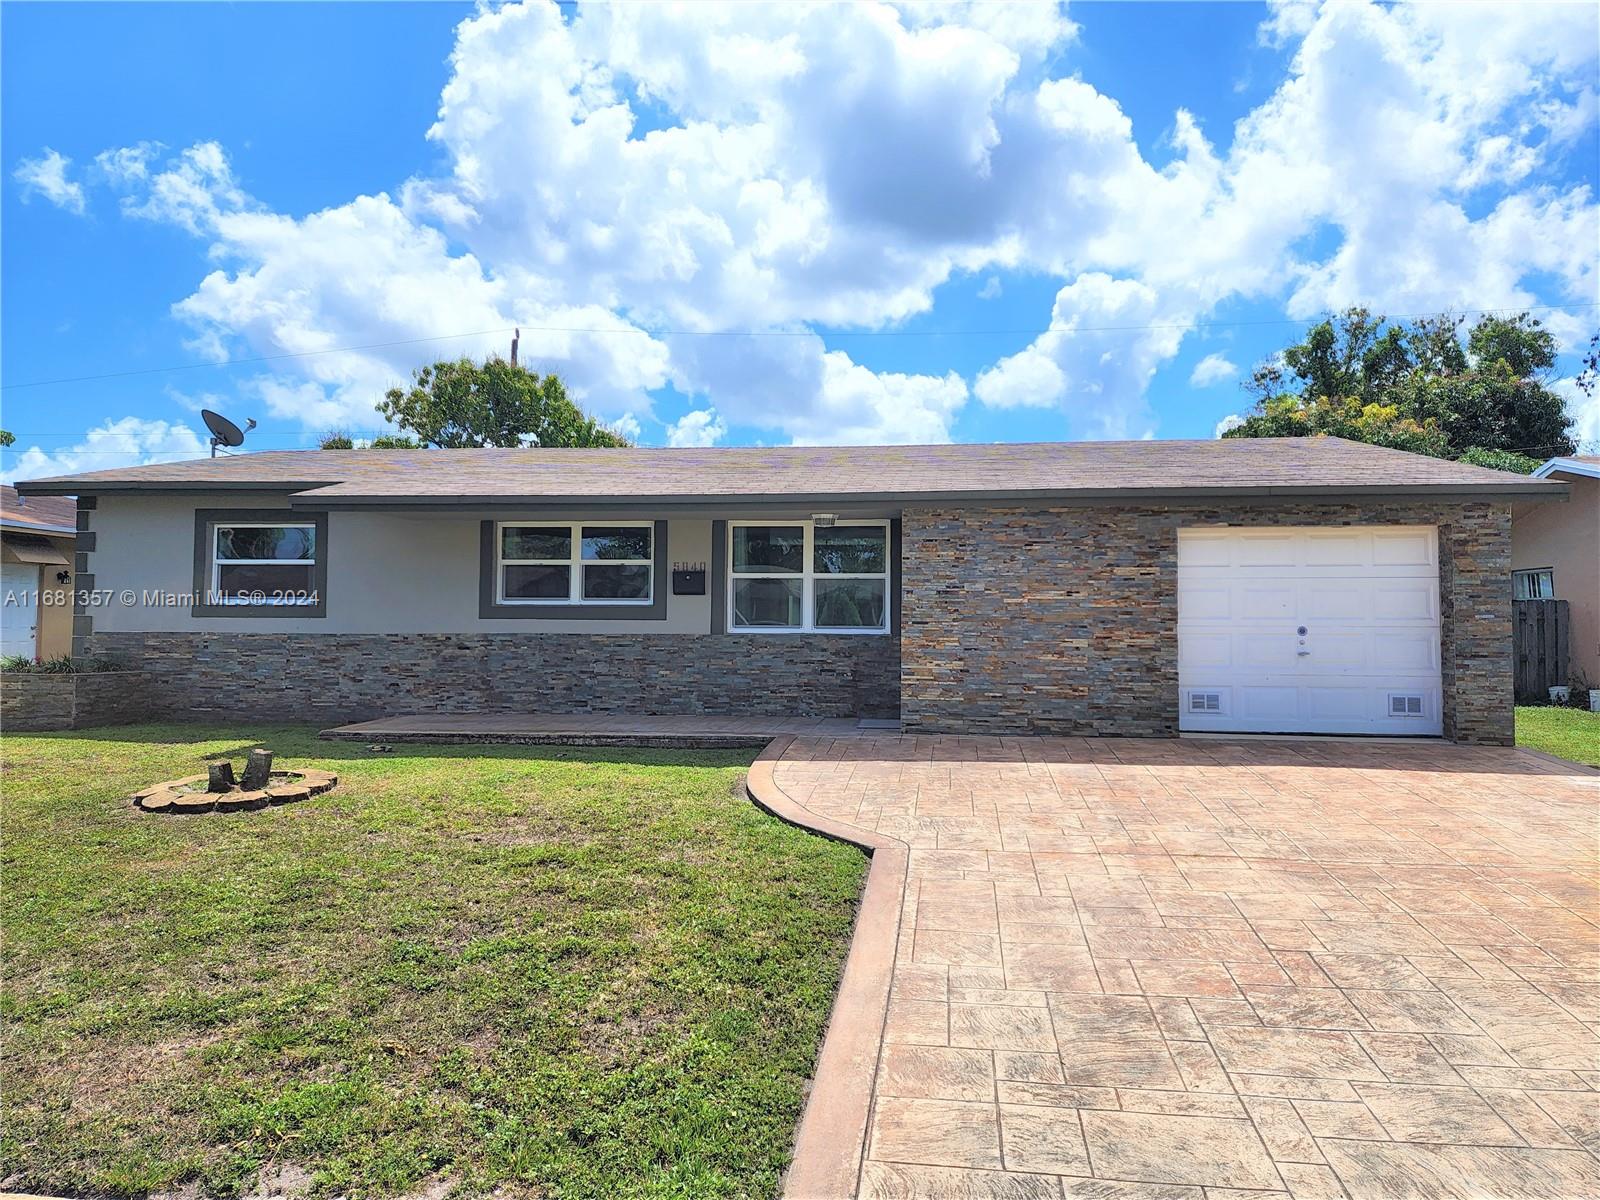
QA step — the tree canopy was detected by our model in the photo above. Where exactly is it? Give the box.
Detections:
[318,432,422,450]
[369,358,629,449]
[1223,309,1579,473]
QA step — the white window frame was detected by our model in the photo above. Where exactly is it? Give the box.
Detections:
[727,519,891,635]
[1512,567,1555,600]
[496,521,655,606]
[211,522,319,607]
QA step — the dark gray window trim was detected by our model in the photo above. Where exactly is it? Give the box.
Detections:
[479,519,668,621]
[890,517,902,634]
[711,520,728,634]
[191,508,329,618]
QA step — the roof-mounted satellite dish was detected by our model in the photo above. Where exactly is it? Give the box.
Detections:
[202,409,257,458]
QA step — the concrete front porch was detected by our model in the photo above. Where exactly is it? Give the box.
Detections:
[752,734,1600,1200]
[319,711,899,748]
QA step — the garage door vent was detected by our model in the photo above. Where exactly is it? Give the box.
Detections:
[1188,691,1223,714]
[1388,693,1425,717]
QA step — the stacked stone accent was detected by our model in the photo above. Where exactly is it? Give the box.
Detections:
[80,631,901,725]
[899,501,1513,745]
[0,670,149,731]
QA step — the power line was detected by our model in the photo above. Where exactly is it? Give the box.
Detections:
[2,301,1596,392]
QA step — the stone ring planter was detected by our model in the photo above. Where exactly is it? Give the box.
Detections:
[133,769,338,814]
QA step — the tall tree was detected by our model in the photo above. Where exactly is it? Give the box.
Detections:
[375,358,629,449]
[1224,309,1580,469]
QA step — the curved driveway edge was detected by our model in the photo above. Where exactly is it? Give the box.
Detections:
[747,737,909,1200]
[748,734,1600,1200]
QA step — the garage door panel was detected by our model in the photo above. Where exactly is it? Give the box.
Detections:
[1177,585,1231,620]
[1310,632,1369,669]
[1240,587,1295,620]
[1372,528,1436,566]
[1371,584,1436,622]
[1236,533,1298,566]
[1237,685,1300,719]
[1304,531,1367,565]
[1304,687,1371,720]
[1374,631,1438,671]
[1179,632,1233,669]
[1305,586,1369,621]
[1178,535,1234,567]
[1238,635,1298,667]
[1177,525,1442,736]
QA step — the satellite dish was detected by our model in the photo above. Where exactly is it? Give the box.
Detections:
[202,409,256,457]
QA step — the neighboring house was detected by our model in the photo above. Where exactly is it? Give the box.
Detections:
[16,436,1563,744]
[1,484,77,660]
[1512,455,1600,685]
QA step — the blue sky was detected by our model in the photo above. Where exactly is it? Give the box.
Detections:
[4,0,1597,478]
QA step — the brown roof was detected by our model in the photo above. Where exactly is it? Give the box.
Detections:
[0,485,78,534]
[12,437,1563,505]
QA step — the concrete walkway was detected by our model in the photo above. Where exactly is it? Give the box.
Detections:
[753,735,1600,1200]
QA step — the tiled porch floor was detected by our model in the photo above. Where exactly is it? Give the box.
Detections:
[768,735,1600,1200]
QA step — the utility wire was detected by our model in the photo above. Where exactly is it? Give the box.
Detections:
[3,301,1596,392]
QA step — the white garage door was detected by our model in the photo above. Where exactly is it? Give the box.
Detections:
[1,561,41,659]
[1178,526,1442,736]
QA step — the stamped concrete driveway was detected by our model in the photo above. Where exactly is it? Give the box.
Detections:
[764,735,1600,1200]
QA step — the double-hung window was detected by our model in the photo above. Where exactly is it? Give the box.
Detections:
[498,522,654,604]
[1512,568,1555,600]
[729,520,890,633]
[212,523,319,606]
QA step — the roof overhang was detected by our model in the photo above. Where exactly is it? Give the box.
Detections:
[283,481,1569,510]
[0,516,78,536]
[1533,457,1600,482]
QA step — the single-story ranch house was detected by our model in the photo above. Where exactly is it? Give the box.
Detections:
[16,436,1566,743]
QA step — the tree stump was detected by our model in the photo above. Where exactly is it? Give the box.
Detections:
[207,762,236,793]
[241,748,274,790]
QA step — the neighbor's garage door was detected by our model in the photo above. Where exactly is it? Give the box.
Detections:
[1,560,40,659]
[1177,526,1442,736]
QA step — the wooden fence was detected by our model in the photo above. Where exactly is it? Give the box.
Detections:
[1513,599,1570,701]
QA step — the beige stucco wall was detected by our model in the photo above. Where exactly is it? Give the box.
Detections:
[88,492,893,638]
[89,492,729,635]
[37,541,74,658]
[1512,472,1600,683]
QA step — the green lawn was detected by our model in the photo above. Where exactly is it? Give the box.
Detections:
[0,727,866,1200]
[1515,705,1600,767]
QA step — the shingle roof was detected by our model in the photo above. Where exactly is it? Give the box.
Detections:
[13,437,1564,505]
[0,485,78,534]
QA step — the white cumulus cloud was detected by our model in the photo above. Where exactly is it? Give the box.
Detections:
[13,149,85,214]
[666,408,727,447]
[2,417,208,484]
[14,0,1599,451]
[1190,353,1239,388]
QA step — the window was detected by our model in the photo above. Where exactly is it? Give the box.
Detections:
[211,523,318,605]
[729,520,890,633]
[498,523,653,605]
[1512,568,1555,600]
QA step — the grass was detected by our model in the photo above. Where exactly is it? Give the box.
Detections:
[1515,705,1600,767]
[0,726,868,1200]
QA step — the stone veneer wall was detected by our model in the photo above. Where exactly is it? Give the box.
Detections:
[79,632,901,724]
[0,670,150,731]
[899,501,1512,745]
